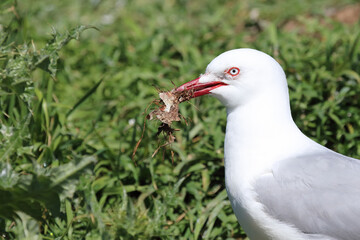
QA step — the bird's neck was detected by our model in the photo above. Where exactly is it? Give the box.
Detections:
[224,90,316,184]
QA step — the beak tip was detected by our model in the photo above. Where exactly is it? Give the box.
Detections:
[175,85,185,92]
[175,77,200,92]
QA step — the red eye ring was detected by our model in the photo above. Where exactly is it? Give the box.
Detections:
[226,67,240,76]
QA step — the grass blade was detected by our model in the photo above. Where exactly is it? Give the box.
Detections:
[66,78,103,117]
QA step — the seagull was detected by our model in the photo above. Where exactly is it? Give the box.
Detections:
[175,49,360,240]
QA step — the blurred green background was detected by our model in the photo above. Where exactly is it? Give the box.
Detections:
[1,0,360,239]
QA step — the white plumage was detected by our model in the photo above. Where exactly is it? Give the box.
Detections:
[177,49,360,240]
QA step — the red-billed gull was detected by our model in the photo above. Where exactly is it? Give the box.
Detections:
[176,49,360,240]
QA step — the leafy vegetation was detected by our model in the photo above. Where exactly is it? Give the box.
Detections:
[0,0,360,239]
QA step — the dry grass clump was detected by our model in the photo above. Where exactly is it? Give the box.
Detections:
[132,88,193,160]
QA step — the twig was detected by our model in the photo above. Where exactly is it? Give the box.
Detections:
[131,100,156,164]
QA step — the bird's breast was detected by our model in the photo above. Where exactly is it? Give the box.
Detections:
[225,175,272,240]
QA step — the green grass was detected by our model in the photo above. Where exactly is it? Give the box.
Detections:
[1,0,360,239]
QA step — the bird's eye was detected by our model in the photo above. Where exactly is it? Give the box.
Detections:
[227,67,240,77]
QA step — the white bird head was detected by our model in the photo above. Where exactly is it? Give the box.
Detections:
[176,48,289,110]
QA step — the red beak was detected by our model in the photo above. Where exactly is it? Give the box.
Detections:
[175,77,228,98]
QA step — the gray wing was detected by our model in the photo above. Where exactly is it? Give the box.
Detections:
[254,150,360,240]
